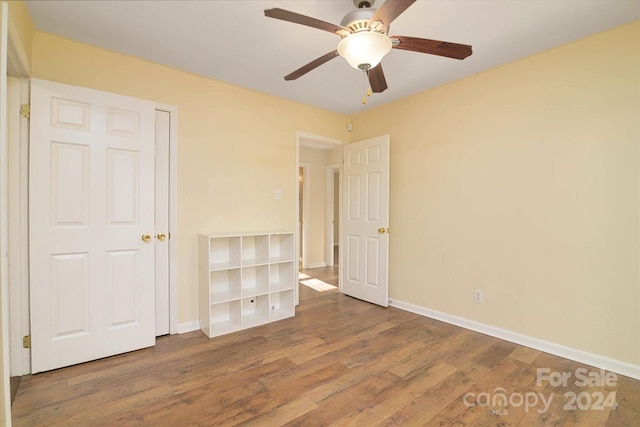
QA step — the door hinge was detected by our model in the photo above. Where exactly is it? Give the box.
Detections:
[22,335,31,349]
[20,104,30,119]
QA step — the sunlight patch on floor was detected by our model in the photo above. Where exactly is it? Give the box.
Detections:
[300,278,337,292]
[298,273,311,280]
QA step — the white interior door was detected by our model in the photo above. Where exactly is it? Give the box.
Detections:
[29,79,156,373]
[341,135,390,306]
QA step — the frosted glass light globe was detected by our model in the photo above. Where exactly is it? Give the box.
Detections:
[337,31,392,70]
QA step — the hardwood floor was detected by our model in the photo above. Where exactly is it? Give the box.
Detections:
[12,266,640,426]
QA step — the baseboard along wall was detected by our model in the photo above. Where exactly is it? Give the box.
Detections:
[389,299,640,381]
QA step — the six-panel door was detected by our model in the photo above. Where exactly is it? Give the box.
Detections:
[29,79,156,373]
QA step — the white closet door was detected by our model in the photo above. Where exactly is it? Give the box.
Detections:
[29,79,156,373]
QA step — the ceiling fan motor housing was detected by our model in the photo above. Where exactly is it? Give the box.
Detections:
[340,8,387,35]
[353,0,375,8]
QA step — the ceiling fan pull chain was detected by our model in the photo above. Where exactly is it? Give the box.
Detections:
[362,71,371,105]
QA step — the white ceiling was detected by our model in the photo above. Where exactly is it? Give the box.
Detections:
[25,0,640,115]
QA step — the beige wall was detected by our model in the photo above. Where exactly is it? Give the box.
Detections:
[7,0,32,73]
[350,21,640,365]
[30,31,350,324]
[299,146,329,267]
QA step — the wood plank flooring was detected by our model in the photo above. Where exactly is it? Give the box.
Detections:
[12,266,640,426]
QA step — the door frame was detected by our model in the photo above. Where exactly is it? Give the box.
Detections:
[7,84,179,374]
[0,3,10,423]
[6,0,31,386]
[295,131,344,305]
[7,76,30,377]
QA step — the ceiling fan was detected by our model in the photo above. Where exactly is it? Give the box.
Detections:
[264,0,472,98]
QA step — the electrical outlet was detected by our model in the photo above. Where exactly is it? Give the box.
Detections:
[474,289,483,304]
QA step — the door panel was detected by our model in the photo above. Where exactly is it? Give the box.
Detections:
[51,253,89,337]
[367,172,381,220]
[30,79,156,373]
[107,250,139,327]
[107,149,139,224]
[341,135,390,307]
[51,142,89,225]
[347,174,360,220]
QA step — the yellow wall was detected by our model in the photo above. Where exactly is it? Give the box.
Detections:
[31,31,350,324]
[299,146,329,267]
[350,21,640,365]
[7,0,32,72]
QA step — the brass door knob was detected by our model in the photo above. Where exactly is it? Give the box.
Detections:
[156,233,166,241]
[378,227,386,234]
[141,234,152,243]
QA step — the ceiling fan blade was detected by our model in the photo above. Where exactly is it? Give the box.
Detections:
[368,0,417,29]
[366,64,388,93]
[391,36,472,60]
[284,50,340,81]
[265,8,349,35]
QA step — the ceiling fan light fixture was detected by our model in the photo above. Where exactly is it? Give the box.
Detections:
[337,31,392,70]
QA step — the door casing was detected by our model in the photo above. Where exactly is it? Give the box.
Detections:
[7,76,30,376]
[0,4,11,423]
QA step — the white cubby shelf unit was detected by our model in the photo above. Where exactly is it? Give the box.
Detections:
[199,232,296,338]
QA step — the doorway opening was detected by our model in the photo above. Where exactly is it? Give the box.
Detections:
[295,132,344,305]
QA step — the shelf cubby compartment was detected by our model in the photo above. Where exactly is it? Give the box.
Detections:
[241,265,269,297]
[242,295,269,328]
[209,236,241,270]
[210,268,241,303]
[241,234,269,266]
[269,233,294,263]
[269,261,294,292]
[209,300,242,337]
[270,290,295,322]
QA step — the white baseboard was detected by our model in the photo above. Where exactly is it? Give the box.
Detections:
[388,299,640,381]
[176,320,200,334]
[307,262,328,269]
